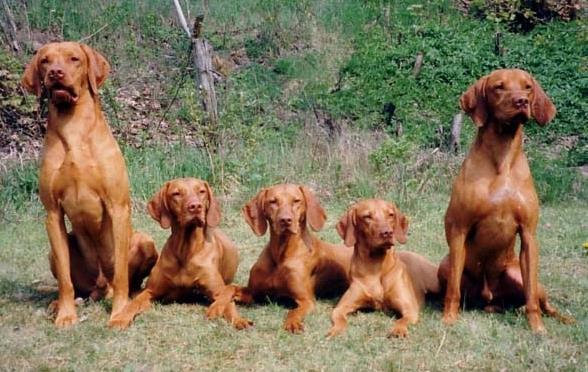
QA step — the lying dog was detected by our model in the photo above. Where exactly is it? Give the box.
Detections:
[22,42,157,327]
[236,184,352,333]
[327,199,439,338]
[440,68,573,332]
[109,178,251,330]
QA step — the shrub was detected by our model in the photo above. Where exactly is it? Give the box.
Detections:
[460,0,582,31]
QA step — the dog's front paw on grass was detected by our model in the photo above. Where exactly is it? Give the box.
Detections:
[49,300,78,327]
[283,319,304,333]
[388,324,409,338]
[107,314,133,330]
[233,317,253,330]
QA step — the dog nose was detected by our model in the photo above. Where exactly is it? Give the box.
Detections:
[380,229,393,239]
[279,216,293,226]
[48,67,64,80]
[513,96,529,108]
[187,200,202,213]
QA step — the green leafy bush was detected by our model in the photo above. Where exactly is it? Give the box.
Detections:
[463,0,581,31]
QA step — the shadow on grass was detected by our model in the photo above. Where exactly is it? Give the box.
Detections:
[0,277,56,307]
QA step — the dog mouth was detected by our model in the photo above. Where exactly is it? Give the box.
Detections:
[182,212,206,227]
[47,82,79,105]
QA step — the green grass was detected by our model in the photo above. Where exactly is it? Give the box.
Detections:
[0,195,586,370]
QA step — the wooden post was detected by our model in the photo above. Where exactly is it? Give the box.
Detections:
[412,52,424,78]
[448,112,463,153]
[494,32,503,56]
[191,16,219,128]
[172,0,219,131]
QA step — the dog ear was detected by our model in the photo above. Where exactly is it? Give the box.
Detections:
[80,44,110,96]
[336,207,357,247]
[147,182,172,229]
[394,208,409,245]
[530,76,556,126]
[204,181,221,227]
[460,75,488,128]
[242,189,268,236]
[300,185,326,231]
[22,52,42,97]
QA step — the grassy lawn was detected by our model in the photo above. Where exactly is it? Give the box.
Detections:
[1,194,585,370]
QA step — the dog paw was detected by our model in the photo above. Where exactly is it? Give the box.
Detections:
[54,308,78,328]
[326,326,344,338]
[108,314,132,330]
[388,325,408,338]
[284,319,304,334]
[442,312,458,326]
[206,302,226,320]
[233,317,253,330]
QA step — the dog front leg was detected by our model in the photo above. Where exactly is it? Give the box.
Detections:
[46,210,78,327]
[283,271,315,333]
[443,224,467,325]
[108,204,131,318]
[519,228,544,333]
[327,283,366,338]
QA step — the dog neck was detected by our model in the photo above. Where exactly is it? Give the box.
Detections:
[268,224,314,264]
[472,119,525,175]
[169,223,208,260]
[47,90,107,151]
[353,241,395,275]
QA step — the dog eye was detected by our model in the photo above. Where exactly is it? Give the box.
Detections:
[40,57,49,64]
[171,191,181,197]
[293,198,301,203]
[70,56,80,62]
[388,213,395,218]
[494,83,504,90]
[362,215,371,220]
[199,189,206,194]
[268,198,277,204]
[525,84,532,90]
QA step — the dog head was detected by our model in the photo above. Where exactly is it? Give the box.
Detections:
[336,199,408,256]
[242,184,326,237]
[22,41,110,107]
[147,178,220,229]
[460,68,556,127]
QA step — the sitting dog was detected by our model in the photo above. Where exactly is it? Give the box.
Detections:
[236,184,352,333]
[327,199,440,338]
[439,68,574,333]
[109,178,252,330]
[22,42,157,327]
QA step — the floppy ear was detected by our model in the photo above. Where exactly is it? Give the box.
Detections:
[80,43,110,95]
[336,207,357,247]
[394,209,409,245]
[147,183,172,229]
[204,181,221,227]
[460,75,488,128]
[22,52,42,97]
[242,189,268,236]
[300,185,326,231]
[530,76,556,126]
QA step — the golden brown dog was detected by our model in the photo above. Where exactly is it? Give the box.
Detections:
[236,184,352,333]
[327,199,440,338]
[22,42,157,327]
[109,178,252,330]
[440,68,573,333]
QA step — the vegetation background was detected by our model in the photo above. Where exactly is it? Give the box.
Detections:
[0,0,586,370]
